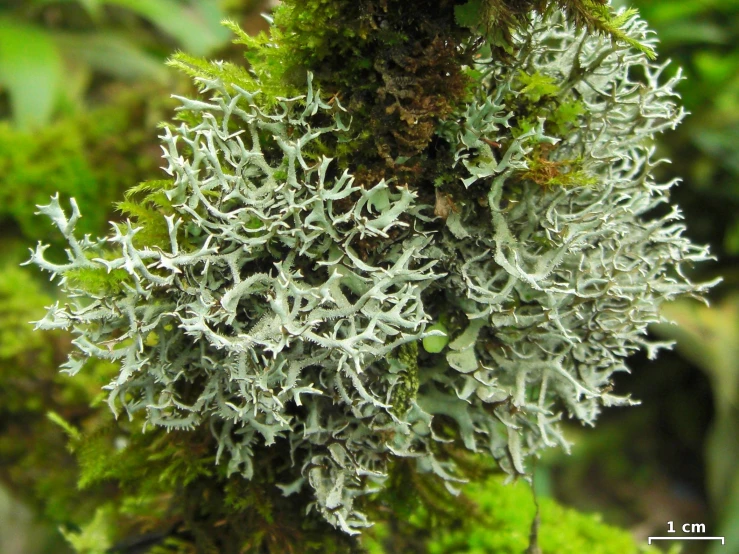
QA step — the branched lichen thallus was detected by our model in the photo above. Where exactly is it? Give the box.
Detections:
[26,6,718,537]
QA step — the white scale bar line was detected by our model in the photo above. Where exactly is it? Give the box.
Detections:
[648,537,725,545]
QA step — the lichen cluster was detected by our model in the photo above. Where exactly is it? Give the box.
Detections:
[29,3,714,536]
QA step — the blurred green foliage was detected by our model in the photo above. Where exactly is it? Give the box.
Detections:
[655,298,739,554]
[0,0,228,128]
[0,262,102,553]
[0,85,173,246]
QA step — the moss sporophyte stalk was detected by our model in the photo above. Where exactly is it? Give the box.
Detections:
[27,0,717,539]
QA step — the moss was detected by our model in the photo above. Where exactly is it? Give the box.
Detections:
[501,70,595,190]
[521,151,597,188]
[225,0,473,187]
[62,423,364,554]
[64,267,132,295]
[517,71,560,103]
[364,475,664,553]
[0,263,119,532]
[390,341,420,415]
[115,179,183,250]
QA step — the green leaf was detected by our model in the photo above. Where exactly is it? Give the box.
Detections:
[0,19,63,129]
[656,21,728,47]
[53,32,167,82]
[104,0,229,55]
[32,0,104,19]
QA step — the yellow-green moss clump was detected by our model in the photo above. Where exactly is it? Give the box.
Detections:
[365,475,664,554]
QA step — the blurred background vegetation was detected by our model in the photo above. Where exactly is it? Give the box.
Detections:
[0,0,736,552]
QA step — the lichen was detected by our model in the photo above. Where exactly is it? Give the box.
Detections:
[27,4,716,538]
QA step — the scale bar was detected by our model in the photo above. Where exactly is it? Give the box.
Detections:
[648,537,725,545]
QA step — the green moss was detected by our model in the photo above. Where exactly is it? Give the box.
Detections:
[60,506,114,554]
[115,179,181,250]
[64,423,362,553]
[0,263,121,535]
[552,99,586,135]
[0,266,49,362]
[504,71,594,189]
[390,341,420,415]
[216,0,472,186]
[0,121,101,242]
[364,475,664,553]
[64,267,131,295]
[522,153,597,188]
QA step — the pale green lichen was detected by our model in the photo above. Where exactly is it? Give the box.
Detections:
[27,7,716,536]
